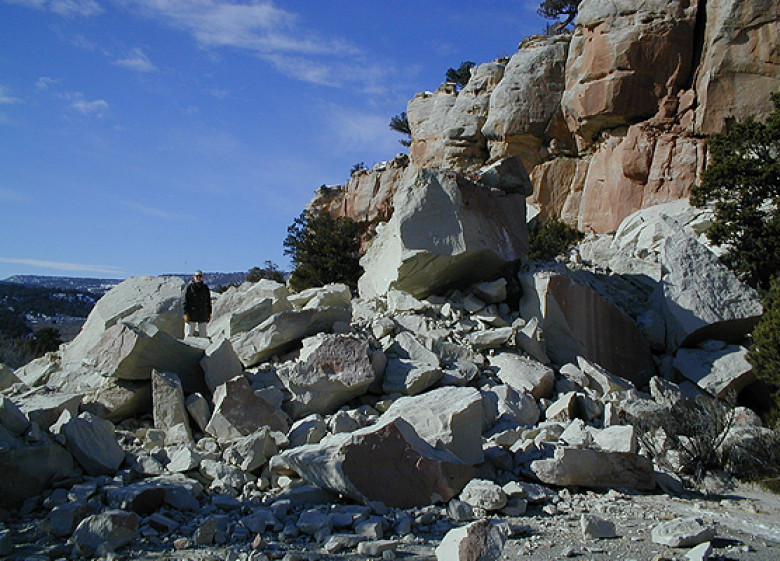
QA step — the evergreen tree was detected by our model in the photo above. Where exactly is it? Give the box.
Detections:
[537,0,581,29]
[528,216,584,261]
[445,61,475,90]
[748,274,780,423]
[246,261,285,283]
[283,211,364,291]
[690,92,780,290]
[389,112,411,147]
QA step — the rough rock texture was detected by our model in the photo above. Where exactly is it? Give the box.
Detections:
[519,269,654,386]
[280,334,376,418]
[654,233,764,351]
[358,169,528,299]
[530,446,656,491]
[0,444,74,510]
[281,418,478,508]
[306,0,779,237]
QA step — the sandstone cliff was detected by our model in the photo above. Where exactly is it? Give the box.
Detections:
[309,0,779,234]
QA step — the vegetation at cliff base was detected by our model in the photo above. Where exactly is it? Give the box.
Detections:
[748,274,780,424]
[528,215,584,261]
[691,92,780,291]
[283,211,364,291]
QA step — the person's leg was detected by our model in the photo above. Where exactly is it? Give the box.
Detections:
[197,322,208,338]
[185,321,196,337]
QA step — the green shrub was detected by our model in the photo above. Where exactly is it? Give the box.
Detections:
[246,261,286,284]
[748,274,780,422]
[528,216,584,261]
[629,394,737,482]
[283,211,364,292]
[445,61,474,90]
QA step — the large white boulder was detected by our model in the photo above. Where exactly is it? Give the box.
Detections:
[653,233,763,351]
[382,386,485,465]
[64,276,186,363]
[358,169,528,299]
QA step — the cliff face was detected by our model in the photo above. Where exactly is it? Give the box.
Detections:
[309,0,779,234]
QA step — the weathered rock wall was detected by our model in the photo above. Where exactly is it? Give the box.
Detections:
[308,0,779,235]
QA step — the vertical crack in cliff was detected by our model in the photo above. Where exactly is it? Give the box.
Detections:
[684,0,709,91]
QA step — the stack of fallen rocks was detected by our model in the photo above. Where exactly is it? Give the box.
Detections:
[0,201,770,559]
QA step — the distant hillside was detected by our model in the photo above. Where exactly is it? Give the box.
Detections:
[0,282,98,339]
[3,272,249,293]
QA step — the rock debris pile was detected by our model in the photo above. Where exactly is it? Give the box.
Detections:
[0,195,772,559]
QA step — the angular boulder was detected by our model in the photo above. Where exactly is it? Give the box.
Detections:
[520,268,655,386]
[673,344,755,398]
[151,370,192,444]
[230,307,351,367]
[654,234,763,351]
[281,334,375,419]
[70,510,139,557]
[382,386,485,465]
[530,446,656,491]
[209,279,292,339]
[205,376,289,440]
[62,412,125,476]
[436,519,507,561]
[64,276,185,363]
[84,321,206,393]
[359,169,528,300]
[489,352,555,399]
[0,443,74,510]
[200,338,244,394]
[281,417,478,508]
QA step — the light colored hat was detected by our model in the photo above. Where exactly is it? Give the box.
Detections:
[194,270,203,276]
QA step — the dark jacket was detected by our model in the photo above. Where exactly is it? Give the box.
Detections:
[183,280,212,322]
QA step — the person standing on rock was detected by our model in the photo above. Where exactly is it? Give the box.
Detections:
[183,270,211,338]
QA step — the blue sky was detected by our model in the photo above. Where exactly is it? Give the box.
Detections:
[1,0,547,280]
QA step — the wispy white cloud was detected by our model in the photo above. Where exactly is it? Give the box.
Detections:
[322,104,402,157]
[2,0,103,17]
[0,257,126,275]
[0,86,21,104]
[123,201,185,221]
[114,47,157,73]
[120,0,393,91]
[62,92,109,116]
[35,76,61,91]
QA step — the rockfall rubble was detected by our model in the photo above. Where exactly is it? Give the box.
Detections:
[1,0,778,559]
[0,191,772,558]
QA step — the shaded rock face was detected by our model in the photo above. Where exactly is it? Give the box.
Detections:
[520,270,655,387]
[358,169,528,299]
[0,444,74,510]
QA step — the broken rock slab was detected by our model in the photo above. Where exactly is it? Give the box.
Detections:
[62,412,125,476]
[382,386,484,465]
[70,509,139,557]
[280,417,478,508]
[529,446,656,491]
[358,168,528,300]
[205,375,290,440]
[230,306,351,368]
[64,276,186,364]
[489,352,555,399]
[651,517,716,548]
[673,344,755,398]
[520,267,655,387]
[151,370,192,445]
[84,321,206,393]
[280,334,375,418]
[435,518,507,561]
[0,443,74,510]
[654,233,763,351]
